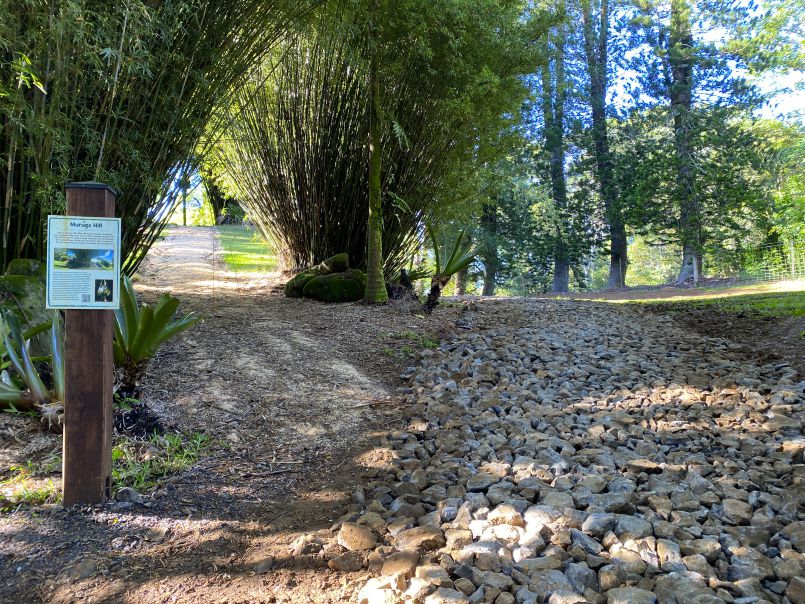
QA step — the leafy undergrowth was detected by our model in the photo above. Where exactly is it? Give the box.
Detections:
[0,455,62,510]
[0,431,210,511]
[216,225,277,273]
[112,431,210,494]
[637,290,805,319]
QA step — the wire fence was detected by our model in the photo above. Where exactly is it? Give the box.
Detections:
[730,240,805,283]
[492,239,805,297]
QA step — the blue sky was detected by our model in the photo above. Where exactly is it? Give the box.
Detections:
[755,72,805,120]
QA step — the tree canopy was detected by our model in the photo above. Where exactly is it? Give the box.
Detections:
[0,0,800,293]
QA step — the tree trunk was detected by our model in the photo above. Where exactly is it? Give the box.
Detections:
[541,13,570,294]
[482,266,497,296]
[669,0,701,283]
[608,224,627,288]
[203,178,239,224]
[553,256,570,293]
[480,201,498,296]
[572,264,588,290]
[677,245,702,284]
[363,0,388,304]
[182,184,187,226]
[456,268,468,295]
[581,0,627,289]
[424,275,450,314]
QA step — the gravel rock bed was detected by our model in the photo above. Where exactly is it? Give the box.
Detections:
[317,301,804,604]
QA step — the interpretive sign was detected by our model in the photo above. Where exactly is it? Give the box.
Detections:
[46,215,121,309]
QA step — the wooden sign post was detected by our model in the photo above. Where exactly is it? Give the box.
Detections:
[60,182,117,505]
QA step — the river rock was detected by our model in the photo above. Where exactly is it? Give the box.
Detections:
[338,523,378,551]
[394,526,446,551]
[351,300,805,604]
[607,587,657,604]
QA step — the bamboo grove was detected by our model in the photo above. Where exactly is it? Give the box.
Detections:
[213,1,539,279]
[0,0,316,273]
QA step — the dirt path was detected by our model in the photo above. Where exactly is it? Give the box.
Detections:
[0,226,457,604]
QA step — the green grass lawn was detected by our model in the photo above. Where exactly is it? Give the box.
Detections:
[216,225,277,273]
[635,289,805,319]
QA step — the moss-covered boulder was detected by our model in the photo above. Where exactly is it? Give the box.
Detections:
[0,275,50,354]
[284,253,351,298]
[0,275,48,325]
[303,269,366,302]
[6,259,45,280]
[284,268,323,298]
[316,253,349,274]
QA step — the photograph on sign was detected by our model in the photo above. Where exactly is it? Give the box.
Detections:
[46,215,121,309]
[53,248,115,271]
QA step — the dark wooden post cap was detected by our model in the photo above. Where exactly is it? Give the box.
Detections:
[65,182,118,196]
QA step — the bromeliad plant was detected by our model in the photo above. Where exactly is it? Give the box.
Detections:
[0,310,64,428]
[0,277,197,428]
[113,276,198,396]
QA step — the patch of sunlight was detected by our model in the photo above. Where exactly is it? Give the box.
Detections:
[553,279,805,305]
[216,226,277,274]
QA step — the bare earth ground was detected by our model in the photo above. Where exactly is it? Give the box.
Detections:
[0,228,802,603]
[0,226,459,603]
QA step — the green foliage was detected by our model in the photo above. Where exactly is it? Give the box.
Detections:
[113,277,198,392]
[724,0,805,75]
[169,198,217,227]
[216,1,540,275]
[112,432,210,494]
[423,226,480,312]
[501,182,559,293]
[611,107,790,260]
[428,226,478,282]
[758,120,805,243]
[609,237,678,287]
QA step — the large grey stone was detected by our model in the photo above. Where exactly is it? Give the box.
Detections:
[607,587,657,604]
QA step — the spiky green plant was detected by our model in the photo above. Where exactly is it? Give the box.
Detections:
[423,226,477,313]
[113,277,198,396]
[0,311,64,428]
